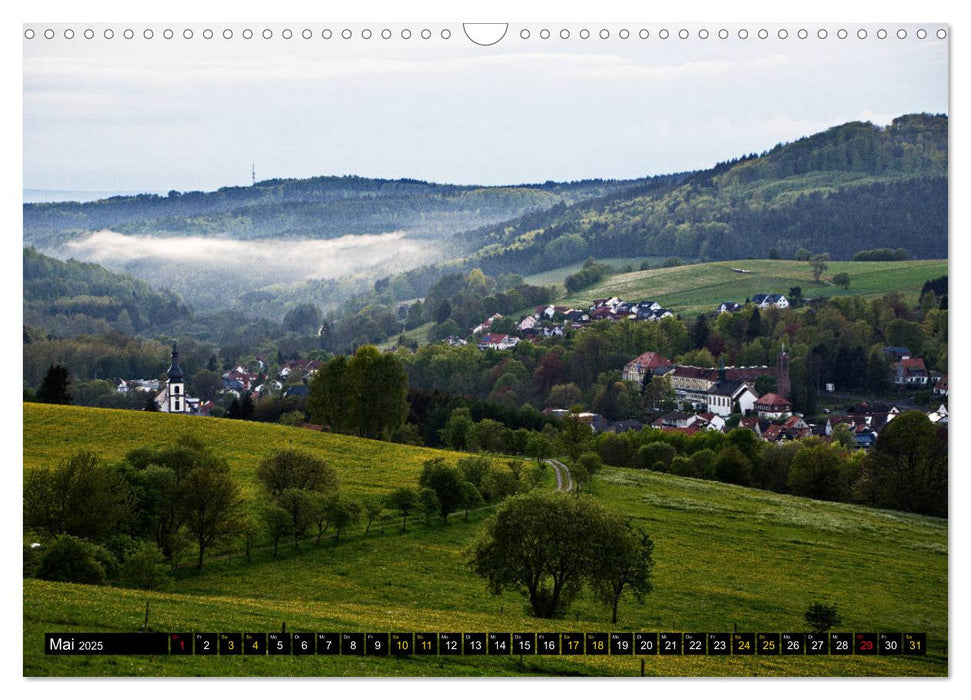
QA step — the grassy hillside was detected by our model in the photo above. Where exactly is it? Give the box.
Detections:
[23,403,476,498]
[23,405,947,677]
[551,259,947,317]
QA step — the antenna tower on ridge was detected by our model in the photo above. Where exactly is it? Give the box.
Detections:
[251,163,256,186]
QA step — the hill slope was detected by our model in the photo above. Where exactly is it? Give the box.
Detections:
[23,175,665,312]
[543,258,948,317]
[466,114,947,275]
[23,247,188,338]
[23,404,946,677]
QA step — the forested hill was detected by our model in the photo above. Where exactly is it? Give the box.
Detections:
[23,247,188,339]
[463,114,948,275]
[22,174,662,249]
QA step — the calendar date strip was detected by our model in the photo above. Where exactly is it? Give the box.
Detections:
[45,631,926,656]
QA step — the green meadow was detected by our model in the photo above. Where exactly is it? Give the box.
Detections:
[535,259,946,317]
[23,404,947,677]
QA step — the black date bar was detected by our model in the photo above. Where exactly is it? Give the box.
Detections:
[46,632,170,655]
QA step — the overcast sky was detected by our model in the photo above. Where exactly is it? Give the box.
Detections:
[23,22,948,193]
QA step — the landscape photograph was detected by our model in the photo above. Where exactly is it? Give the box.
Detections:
[21,21,949,680]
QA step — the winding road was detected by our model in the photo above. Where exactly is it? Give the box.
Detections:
[545,459,574,493]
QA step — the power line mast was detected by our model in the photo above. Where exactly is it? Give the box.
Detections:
[251,163,256,186]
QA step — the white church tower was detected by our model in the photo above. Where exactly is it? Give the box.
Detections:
[165,342,187,413]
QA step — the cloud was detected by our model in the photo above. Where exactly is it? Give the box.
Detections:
[64,230,436,281]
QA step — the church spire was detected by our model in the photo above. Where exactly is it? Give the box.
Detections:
[777,344,790,400]
[167,342,185,382]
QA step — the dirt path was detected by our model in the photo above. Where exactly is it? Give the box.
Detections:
[545,459,573,493]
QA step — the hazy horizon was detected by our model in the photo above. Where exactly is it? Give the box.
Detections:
[24,22,948,194]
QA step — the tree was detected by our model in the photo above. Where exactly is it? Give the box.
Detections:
[36,363,72,404]
[348,346,410,439]
[805,602,843,633]
[690,314,710,349]
[642,375,675,411]
[283,303,321,334]
[591,516,654,623]
[639,441,676,471]
[573,453,602,492]
[24,451,132,541]
[419,488,440,526]
[788,286,804,308]
[256,450,339,499]
[191,370,223,403]
[419,458,465,522]
[788,442,849,502]
[754,374,777,396]
[274,488,315,551]
[361,496,384,534]
[557,407,590,461]
[440,407,474,450]
[714,445,752,486]
[118,541,169,590]
[810,253,830,283]
[259,503,294,558]
[860,411,947,516]
[387,487,420,532]
[179,461,243,570]
[830,423,856,449]
[747,307,762,341]
[468,492,622,619]
[306,355,354,433]
[547,383,584,409]
[325,494,361,541]
[229,392,254,420]
[526,431,553,464]
[256,450,339,550]
[36,535,111,585]
[457,454,492,489]
[832,272,851,290]
[458,482,483,520]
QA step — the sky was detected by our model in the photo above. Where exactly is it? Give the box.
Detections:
[22,21,949,194]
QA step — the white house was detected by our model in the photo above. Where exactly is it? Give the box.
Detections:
[753,392,793,419]
[706,379,759,418]
[476,333,519,351]
[751,293,789,309]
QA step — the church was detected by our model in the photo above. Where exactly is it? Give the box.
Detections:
[155,342,200,414]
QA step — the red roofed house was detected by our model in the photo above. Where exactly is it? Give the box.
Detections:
[893,357,929,386]
[754,392,793,419]
[623,351,673,384]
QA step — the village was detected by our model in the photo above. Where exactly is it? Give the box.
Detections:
[111,284,948,453]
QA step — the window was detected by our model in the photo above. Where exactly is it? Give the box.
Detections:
[174,399,180,411]
[174,385,180,395]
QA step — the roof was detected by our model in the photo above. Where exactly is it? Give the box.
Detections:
[166,343,185,382]
[707,379,752,397]
[755,393,792,407]
[626,351,672,370]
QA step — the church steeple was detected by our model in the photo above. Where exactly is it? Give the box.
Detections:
[167,342,184,382]
[166,342,186,412]
[777,343,791,400]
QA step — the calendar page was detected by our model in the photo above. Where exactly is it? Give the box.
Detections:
[21,17,949,680]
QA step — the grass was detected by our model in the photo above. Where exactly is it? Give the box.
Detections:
[23,404,947,677]
[536,259,947,318]
[23,403,478,498]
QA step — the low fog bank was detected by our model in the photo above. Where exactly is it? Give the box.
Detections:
[58,229,442,313]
